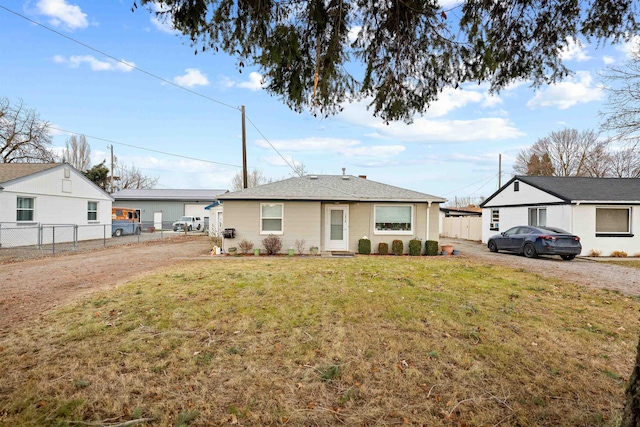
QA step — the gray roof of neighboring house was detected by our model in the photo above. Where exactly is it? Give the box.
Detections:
[0,163,60,185]
[217,175,446,202]
[481,175,640,206]
[113,188,228,201]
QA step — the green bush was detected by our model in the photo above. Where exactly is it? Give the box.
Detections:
[409,238,422,256]
[391,239,403,256]
[425,240,439,256]
[378,242,388,255]
[358,238,371,255]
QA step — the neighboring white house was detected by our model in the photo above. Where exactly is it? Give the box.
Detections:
[480,175,640,256]
[0,163,113,246]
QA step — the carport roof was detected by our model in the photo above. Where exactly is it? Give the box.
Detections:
[112,188,228,201]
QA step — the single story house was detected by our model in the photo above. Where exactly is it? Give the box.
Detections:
[112,188,227,230]
[216,174,446,254]
[480,175,640,256]
[0,162,113,247]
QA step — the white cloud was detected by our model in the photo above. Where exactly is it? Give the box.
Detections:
[438,0,461,7]
[222,72,264,91]
[173,68,210,87]
[255,137,405,158]
[53,55,135,72]
[37,0,88,30]
[526,71,603,110]
[559,37,591,62]
[603,56,616,65]
[618,35,640,58]
[149,2,178,34]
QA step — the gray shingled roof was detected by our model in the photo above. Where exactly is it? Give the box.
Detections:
[516,176,640,202]
[217,175,446,202]
[0,163,60,185]
[113,188,228,201]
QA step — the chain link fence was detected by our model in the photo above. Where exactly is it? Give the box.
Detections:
[0,221,207,263]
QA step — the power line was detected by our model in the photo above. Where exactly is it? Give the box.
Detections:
[51,126,242,168]
[442,172,498,196]
[0,5,239,111]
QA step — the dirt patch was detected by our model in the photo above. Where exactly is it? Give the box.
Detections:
[0,235,212,336]
[441,237,640,296]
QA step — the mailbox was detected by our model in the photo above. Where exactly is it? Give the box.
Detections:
[222,228,236,238]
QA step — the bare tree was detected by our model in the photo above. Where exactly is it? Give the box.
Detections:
[0,97,55,163]
[62,134,91,171]
[514,129,610,177]
[231,168,272,191]
[115,163,158,190]
[289,161,308,177]
[609,142,640,178]
[601,43,640,140]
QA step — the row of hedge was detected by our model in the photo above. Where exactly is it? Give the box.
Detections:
[357,238,439,256]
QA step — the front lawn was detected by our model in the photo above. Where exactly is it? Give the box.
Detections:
[1,257,638,426]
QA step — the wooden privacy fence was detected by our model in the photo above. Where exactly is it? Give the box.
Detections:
[441,216,482,241]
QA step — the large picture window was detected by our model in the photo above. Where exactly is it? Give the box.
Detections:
[374,205,413,234]
[596,207,631,235]
[17,197,34,221]
[261,203,283,234]
[87,201,98,221]
[528,207,547,227]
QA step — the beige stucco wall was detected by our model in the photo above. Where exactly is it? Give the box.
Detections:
[221,200,321,254]
[321,202,441,254]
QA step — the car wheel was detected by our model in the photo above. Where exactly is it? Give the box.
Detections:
[197,224,201,230]
[561,254,576,261]
[488,240,498,253]
[114,229,123,237]
[188,225,193,231]
[523,243,537,258]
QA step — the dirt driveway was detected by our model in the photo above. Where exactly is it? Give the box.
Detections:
[441,237,640,296]
[1,235,638,336]
[0,235,212,336]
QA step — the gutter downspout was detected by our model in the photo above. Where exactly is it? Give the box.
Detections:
[426,201,432,241]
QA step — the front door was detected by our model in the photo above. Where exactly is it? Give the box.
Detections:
[325,205,349,251]
[153,211,163,230]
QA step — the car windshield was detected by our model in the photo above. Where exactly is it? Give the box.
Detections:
[537,226,569,234]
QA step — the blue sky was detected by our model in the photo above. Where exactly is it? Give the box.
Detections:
[1,1,637,204]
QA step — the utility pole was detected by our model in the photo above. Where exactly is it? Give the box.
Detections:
[241,105,248,189]
[498,153,502,189]
[110,145,115,194]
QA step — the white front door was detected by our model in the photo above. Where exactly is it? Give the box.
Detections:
[153,211,163,230]
[325,205,349,251]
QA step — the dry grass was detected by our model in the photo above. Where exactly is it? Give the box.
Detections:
[1,256,638,426]
[602,260,640,269]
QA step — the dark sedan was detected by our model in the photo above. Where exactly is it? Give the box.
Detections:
[487,226,582,260]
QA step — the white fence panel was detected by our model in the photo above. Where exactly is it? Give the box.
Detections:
[441,217,482,241]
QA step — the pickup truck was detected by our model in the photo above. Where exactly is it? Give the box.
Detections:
[172,216,204,232]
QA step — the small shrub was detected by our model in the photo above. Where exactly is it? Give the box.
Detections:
[409,238,422,256]
[237,239,254,254]
[358,238,371,255]
[634,253,640,258]
[391,239,403,256]
[378,242,389,255]
[295,239,306,255]
[588,249,601,257]
[262,234,282,255]
[425,240,439,256]
[611,250,628,258]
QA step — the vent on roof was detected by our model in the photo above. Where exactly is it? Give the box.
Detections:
[358,175,367,179]
[309,175,318,179]
[342,176,350,180]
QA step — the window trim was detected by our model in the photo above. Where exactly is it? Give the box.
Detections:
[528,207,547,227]
[490,209,499,231]
[373,204,414,235]
[514,181,520,192]
[260,202,284,235]
[595,206,632,237]
[87,201,99,222]
[16,196,35,222]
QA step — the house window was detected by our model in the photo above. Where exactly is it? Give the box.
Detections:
[88,201,98,221]
[596,207,631,235]
[374,205,413,234]
[261,203,283,234]
[514,181,520,192]
[17,197,34,221]
[528,207,547,227]
[490,209,499,231]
